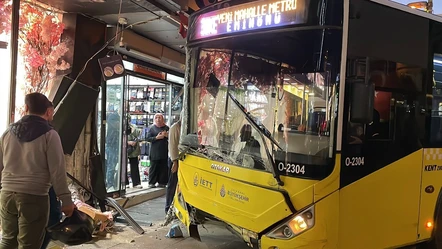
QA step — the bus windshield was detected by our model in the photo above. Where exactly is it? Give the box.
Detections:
[182,28,341,179]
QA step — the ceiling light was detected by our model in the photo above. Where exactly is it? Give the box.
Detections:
[91,0,106,2]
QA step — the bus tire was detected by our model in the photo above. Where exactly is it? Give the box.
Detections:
[421,190,442,249]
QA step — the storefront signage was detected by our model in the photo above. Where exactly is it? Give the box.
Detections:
[98,55,126,81]
[192,0,305,40]
[134,64,166,80]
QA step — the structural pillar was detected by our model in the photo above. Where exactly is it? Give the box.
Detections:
[8,0,20,124]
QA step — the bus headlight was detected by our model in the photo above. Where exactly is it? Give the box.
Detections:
[267,206,315,239]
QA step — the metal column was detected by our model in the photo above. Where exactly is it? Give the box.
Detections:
[8,0,20,124]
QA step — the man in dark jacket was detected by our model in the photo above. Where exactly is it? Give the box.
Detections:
[146,113,169,188]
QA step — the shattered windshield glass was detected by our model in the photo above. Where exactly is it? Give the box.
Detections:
[181,28,340,178]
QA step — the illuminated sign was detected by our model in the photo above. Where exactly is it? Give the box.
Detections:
[192,0,307,40]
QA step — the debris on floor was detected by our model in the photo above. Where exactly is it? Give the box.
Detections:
[166,224,183,238]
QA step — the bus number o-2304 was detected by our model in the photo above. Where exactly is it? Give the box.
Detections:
[278,162,305,175]
[345,157,365,167]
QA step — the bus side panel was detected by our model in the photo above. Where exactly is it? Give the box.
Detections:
[338,150,422,249]
[314,154,341,202]
[173,178,191,228]
[417,149,442,242]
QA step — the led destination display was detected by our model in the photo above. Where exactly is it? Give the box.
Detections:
[192,0,308,40]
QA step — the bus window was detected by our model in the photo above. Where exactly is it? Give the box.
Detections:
[183,28,341,175]
[193,49,231,148]
[226,53,279,171]
[277,72,332,156]
[345,56,424,160]
[430,54,442,145]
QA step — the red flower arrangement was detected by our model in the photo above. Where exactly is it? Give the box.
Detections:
[0,0,70,94]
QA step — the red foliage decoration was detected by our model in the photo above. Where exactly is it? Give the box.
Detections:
[0,0,70,94]
[195,50,231,89]
[0,0,11,35]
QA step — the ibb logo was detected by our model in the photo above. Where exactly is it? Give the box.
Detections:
[220,184,226,197]
[193,173,199,187]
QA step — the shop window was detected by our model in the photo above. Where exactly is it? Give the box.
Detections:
[0,33,11,132]
[104,78,124,192]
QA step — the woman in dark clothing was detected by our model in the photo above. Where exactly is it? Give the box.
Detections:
[146,113,169,188]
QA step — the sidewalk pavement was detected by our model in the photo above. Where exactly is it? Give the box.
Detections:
[57,196,249,249]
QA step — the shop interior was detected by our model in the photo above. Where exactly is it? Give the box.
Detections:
[98,60,184,195]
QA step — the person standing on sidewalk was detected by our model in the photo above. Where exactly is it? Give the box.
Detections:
[127,123,142,189]
[146,113,169,188]
[165,113,181,214]
[0,92,75,249]
[40,187,62,249]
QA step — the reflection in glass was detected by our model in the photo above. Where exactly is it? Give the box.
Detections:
[278,72,334,157]
[171,85,184,124]
[182,28,341,178]
[97,90,102,153]
[105,78,124,193]
[431,54,442,144]
[186,47,338,172]
[194,50,231,147]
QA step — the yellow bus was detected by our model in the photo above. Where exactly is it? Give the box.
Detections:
[172,0,442,248]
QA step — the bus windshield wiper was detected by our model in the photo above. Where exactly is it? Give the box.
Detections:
[227,92,284,186]
[227,92,282,150]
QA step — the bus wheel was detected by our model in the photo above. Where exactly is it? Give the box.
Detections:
[420,203,442,249]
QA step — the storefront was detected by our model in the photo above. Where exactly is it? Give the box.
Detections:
[98,59,184,197]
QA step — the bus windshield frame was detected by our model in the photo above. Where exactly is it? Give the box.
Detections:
[180,0,343,181]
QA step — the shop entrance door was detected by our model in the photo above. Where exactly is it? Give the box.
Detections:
[101,76,127,194]
[126,75,169,189]
[98,70,185,196]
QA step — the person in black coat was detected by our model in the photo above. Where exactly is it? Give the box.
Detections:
[146,113,169,188]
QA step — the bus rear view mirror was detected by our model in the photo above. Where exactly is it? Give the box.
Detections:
[349,79,374,124]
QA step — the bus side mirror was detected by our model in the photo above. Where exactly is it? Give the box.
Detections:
[349,79,374,124]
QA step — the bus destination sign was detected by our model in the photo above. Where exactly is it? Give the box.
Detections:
[192,0,306,40]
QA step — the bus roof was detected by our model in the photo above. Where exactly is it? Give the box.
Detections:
[369,0,442,23]
[193,0,442,23]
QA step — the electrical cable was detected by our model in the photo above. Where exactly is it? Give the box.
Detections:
[54,17,161,112]
[114,0,124,53]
